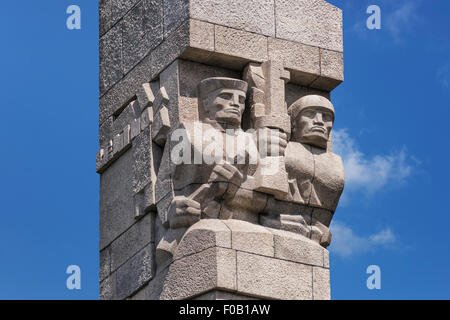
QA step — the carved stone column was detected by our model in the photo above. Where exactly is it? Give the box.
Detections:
[99,0,344,300]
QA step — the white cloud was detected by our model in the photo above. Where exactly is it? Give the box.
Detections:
[350,0,422,43]
[370,228,395,245]
[330,221,396,258]
[385,0,422,42]
[333,129,412,197]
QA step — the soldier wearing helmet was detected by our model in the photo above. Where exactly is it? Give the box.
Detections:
[262,95,345,247]
[288,94,335,149]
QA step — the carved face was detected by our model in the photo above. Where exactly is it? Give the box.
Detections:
[204,89,246,126]
[295,107,334,149]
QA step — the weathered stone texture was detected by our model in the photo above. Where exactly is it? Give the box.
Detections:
[313,267,331,300]
[269,227,325,267]
[99,0,344,117]
[100,272,116,300]
[132,126,153,194]
[110,213,154,271]
[237,251,313,300]
[114,101,141,134]
[128,284,148,300]
[100,149,135,250]
[223,220,274,257]
[122,0,163,73]
[147,267,170,299]
[190,0,275,36]
[324,248,330,268]
[151,220,331,300]
[160,247,237,300]
[150,26,187,77]
[116,244,154,299]
[268,37,320,86]
[99,0,344,301]
[100,22,123,95]
[163,0,190,38]
[311,48,344,90]
[320,49,344,80]
[99,0,141,37]
[275,0,343,52]
[99,117,114,148]
[160,0,342,54]
[188,19,215,53]
[99,246,111,282]
[99,53,153,125]
[99,0,164,94]
[173,219,231,260]
[215,25,268,63]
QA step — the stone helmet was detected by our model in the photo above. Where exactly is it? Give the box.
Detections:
[197,77,248,100]
[288,95,335,124]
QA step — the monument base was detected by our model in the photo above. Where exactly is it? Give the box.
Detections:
[130,219,330,300]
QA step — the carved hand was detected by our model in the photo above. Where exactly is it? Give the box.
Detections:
[257,128,288,157]
[168,196,201,229]
[211,162,243,185]
[209,162,244,199]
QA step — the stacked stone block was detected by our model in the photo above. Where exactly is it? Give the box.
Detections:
[99,0,343,300]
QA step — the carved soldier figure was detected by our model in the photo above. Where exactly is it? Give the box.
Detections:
[155,77,286,262]
[166,77,251,228]
[260,95,344,247]
[286,95,344,208]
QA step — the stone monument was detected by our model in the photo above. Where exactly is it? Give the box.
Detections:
[98,0,344,300]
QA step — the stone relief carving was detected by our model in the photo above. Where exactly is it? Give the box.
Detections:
[97,62,345,268]
[98,0,345,300]
[155,77,271,265]
[96,84,170,175]
[261,95,345,247]
[151,63,345,266]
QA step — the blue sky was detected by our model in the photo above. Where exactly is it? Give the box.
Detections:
[327,0,450,299]
[0,0,449,299]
